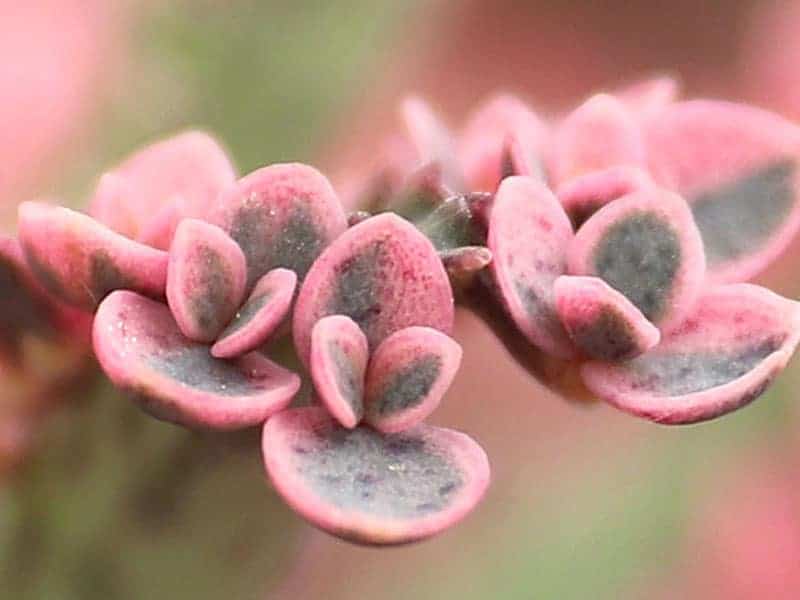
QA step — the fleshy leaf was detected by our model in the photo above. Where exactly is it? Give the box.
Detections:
[557,165,654,229]
[166,219,247,343]
[93,290,300,430]
[458,94,547,191]
[646,100,800,282]
[210,163,348,289]
[364,327,462,433]
[18,202,168,311]
[401,97,462,190]
[293,213,455,365]
[553,275,660,361]
[261,407,489,545]
[567,188,706,332]
[211,268,297,359]
[88,131,236,249]
[581,284,800,424]
[551,94,645,185]
[310,315,368,428]
[485,176,576,359]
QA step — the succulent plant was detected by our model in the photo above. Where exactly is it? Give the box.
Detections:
[362,77,800,425]
[9,77,800,545]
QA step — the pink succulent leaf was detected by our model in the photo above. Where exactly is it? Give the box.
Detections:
[166,219,247,343]
[87,131,237,249]
[401,97,463,190]
[646,100,800,283]
[18,201,168,312]
[458,93,547,191]
[615,75,680,121]
[567,188,706,332]
[486,176,577,359]
[364,326,462,434]
[551,94,645,185]
[261,407,489,545]
[556,165,655,229]
[211,268,297,359]
[210,163,348,289]
[293,213,455,366]
[553,275,660,361]
[310,315,369,429]
[93,290,300,430]
[581,284,800,424]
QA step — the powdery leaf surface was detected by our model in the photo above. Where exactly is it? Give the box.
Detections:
[93,290,299,430]
[166,219,246,343]
[211,268,297,359]
[557,165,654,229]
[364,327,462,434]
[568,188,705,332]
[210,163,347,289]
[646,100,800,283]
[486,176,576,359]
[553,275,660,361]
[310,315,368,429]
[262,407,489,545]
[18,202,168,311]
[293,213,454,365]
[581,284,800,424]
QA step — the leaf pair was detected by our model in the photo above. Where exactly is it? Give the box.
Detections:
[311,317,462,432]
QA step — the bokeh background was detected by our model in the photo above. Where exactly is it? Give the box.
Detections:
[2,1,800,598]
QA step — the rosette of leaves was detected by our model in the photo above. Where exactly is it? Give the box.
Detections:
[14,132,490,545]
[368,78,800,424]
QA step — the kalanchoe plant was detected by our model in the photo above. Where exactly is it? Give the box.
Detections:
[10,76,800,546]
[12,130,488,545]
[357,76,800,424]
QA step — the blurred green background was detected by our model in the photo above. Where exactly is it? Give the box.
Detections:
[2,1,799,598]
